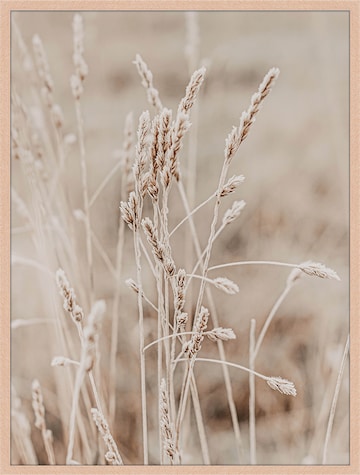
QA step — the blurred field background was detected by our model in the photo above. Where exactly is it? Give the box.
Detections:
[11,11,349,465]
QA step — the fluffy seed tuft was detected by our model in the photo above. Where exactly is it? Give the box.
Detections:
[207,327,236,342]
[212,277,239,295]
[266,377,297,397]
[299,261,340,281]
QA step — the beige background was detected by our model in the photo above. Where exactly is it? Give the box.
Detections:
[2,1,359,474]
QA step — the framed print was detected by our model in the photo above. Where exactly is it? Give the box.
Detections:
[1,1,359,474]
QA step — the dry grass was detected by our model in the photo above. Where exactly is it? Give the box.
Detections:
[11,11,349,465]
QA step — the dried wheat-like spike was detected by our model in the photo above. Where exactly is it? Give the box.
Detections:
[149,115,160,173]
[11,126,21,160]
[142,217,165,260]
[31,380,45,430]
[91,408,123,465]
[51,356,78,367]
[11,128,24,162]
[120,191,139,231]
[12,385,38,464]
[212,277,239,295]
[147,171,158,200]
[142,218,176,276]
[161,163,172,190]
[51,103,64,129]
[83,300,106,372]
[32,35,54,95]
[31,380,55,464]
[30,127,45,161]
[125,278,140,294]
[222,200,246,225]
[160,379,180,464]
[220,175,245,197]
[72,14,88,81]
[184,306,209,358]
[177,312,189,331]
[299,261,340,281]
[55,268,84,323]
[121,112,135,193]
[147,115,160,199]
[207,327,236,342]
[178,67,206,114]
[174,269,187,316]
[105,451,118,465]
[225,67,279,164]
[164,255,176,277]
[70,74,83,99]
[134,111,151,182]
[157,108,172,170]
[167,112,191,181]
[266,377,297,396]
[139,171,150,197]
[133,111,151,198]
[134,54,163,112]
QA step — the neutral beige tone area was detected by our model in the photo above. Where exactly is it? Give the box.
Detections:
[0,0,360,475]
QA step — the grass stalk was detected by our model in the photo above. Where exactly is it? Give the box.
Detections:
[322,334,349,464]
[249,318,257,464]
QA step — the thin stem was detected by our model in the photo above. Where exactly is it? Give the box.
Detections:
[157,282,163,464]
[162,179,211,463]
[152,200,165,464]
[66,362,86,464]
[177,179,243,461]
[11,318,56,329]
[144,330,224,353]
[253,283,293,360]
[91,229,117,279]
[189,376,210,464]
[109,219,125,423]
[186,221,226,290]
[75,98,94,304]
[192,162,228,319]
[139,237,157,278]
[186,273,218,285]
[76,324,104,415]
[249,319,256,465]
[209,260,301,272]
[41,426,56,465]
[144,332,194,352]
[11,255,54,278]
[169,192,216,238]
[88,372,103,415]
[175,161,229,445]
[322,334,349,464]
[159,186,174,423]
[139,292,158,313]
[89,160,123,208]
[109,164,127,424]
[133,230,148,464]
[177,357,270,381]
[176,160,233,446]
[175,362,193,443]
